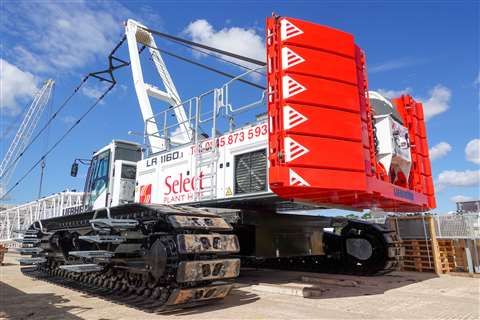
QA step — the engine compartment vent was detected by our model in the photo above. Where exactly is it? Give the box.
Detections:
[234,149,267,195]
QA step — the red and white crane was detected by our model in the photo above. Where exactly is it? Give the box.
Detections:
[120,17,435,213]
[15,15,436,310]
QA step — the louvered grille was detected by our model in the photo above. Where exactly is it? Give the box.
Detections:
[234,149,267,195]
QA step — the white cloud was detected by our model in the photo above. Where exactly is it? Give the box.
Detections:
[376,88,411,99]
[0,59,38,116]
[81,83,108,101]
[1,1,130,73]
[170,126,191,144]
[375,85,451,121]
[429,142,452,161]
[450,195,474,203]
[12,46,51,74]
[370,58,418,73]
[420,85,451,121]
[183,19,265,70]
[437,170,480,187]
[465,139,480,164]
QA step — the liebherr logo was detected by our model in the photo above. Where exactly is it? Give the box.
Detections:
[289,169,310,187]
[282,47,305,70]
[281,19,304,41]
[284,137,309,162]
[282,75,306,99]
[283,105,308,130]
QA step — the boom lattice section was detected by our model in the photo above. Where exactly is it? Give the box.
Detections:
[0,80,55,199]
[0,191,84,243]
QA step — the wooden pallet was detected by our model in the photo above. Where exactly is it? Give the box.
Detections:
[401,239,437,273]
[400,238,454,273]
[388,216,479,274]
[437,239,458,273]
[0,244,8,266]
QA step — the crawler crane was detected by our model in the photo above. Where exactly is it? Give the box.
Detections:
[18,16,435,310]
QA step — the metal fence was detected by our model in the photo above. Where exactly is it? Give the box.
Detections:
[0,191,84,243]
[366,213,480,240]
[366,213,480,273]
[395,216,432,240]
[433,213,480,239]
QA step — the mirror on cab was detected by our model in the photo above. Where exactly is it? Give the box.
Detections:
[70,162,78,177]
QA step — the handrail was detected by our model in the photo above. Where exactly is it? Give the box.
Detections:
[143,67,267,154]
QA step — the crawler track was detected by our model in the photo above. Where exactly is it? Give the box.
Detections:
[21,265,232,312]
[18,204,240,311]
[242,220,403,276]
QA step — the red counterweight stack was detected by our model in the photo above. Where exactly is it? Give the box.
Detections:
[266,16,435,212]
[392,96,436,209]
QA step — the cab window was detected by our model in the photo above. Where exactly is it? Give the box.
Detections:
[86,150,110,205]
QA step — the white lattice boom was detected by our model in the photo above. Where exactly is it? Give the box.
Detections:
[0,191,84,243]
[0,79,55,199]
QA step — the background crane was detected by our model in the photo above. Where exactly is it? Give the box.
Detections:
[0,79,55,200]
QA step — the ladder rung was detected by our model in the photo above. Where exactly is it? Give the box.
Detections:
[59,264,103,273]
[79,235,126,244]
[90,219,138,229]
[15,247,44,254]
[23,235,39,239]
[195,141,218,201]
[18,257,46,265]
[12,229,28,234]
[68,250,114,259]
[18,238,41,244]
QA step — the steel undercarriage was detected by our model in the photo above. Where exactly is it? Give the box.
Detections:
[18,203,402,310]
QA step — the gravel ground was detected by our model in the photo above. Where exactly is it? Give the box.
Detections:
[1,252,479,320]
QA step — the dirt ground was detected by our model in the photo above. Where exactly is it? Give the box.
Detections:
[1,252,479,320]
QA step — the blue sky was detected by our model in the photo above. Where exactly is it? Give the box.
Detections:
[0,0,478,213]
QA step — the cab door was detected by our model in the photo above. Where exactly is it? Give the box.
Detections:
[84,150,111,210]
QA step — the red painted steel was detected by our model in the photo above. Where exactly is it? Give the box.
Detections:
[282,103,362,140]
[266,16,436,212]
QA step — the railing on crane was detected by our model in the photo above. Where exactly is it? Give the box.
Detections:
[144,66,267,154]
[0,191,84,244]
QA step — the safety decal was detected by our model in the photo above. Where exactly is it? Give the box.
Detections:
[289,169,310,187]
[284,137,309,162]
[281,19,303,41]
[282,47,305,70]
[282,75,306,99]
[283,105,308,130]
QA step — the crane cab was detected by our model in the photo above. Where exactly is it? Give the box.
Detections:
[80,140,142,211]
